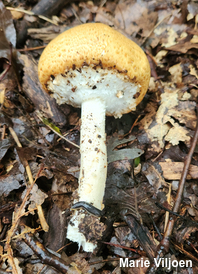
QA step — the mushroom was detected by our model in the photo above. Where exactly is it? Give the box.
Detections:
[38,23,150,251]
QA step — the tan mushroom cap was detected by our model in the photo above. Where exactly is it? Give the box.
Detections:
[38,23,150,108]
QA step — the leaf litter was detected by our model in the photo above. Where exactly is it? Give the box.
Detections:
[0,0,198,273]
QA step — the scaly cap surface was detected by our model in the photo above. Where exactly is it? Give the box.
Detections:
[38,23,150,112]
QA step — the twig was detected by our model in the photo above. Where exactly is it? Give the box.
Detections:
[120,212,157,262]
[155,202,198,226]
[36,113,80,149]
[23,233,69,273]
[9,127,49,231]
[173,242,198,263]
[4,155,44,273]
[6,7,58,26]
[17,45,46,52]
[71,3,83,24]
[164,183,171,232]
[122,114,141,138]
[6,246,19,274]
[102,241,140,254]
[116,4,125,30]
[148,214,162,240]
[6,159,43,243]
[148,115,198,273]
[186,240,198,255]
[2,124,6,140]
[162,117,198,248]
[0,59,11,81]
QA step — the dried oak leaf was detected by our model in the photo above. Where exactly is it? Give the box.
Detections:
[0,161,25,196]
[0,1,16,48]
[167,41,198,54]
[159,162,198,180]
[139,89,195,149]
[142,162,168,190]
[114,0,158,37]
[16,147,37,167]
[0,137,13,160]
[175,226,198,244]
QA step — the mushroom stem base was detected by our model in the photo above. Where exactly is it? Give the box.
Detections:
[67,97,107,251]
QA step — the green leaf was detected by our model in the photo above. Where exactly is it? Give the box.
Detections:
[42,118,61,135]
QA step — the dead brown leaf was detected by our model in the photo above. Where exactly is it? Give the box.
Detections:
[159,162,198,180]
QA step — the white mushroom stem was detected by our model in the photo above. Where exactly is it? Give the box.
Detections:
[67,97,107,251]
[79,98,107,209]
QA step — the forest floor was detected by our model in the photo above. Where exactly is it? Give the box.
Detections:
[0,0,198,273]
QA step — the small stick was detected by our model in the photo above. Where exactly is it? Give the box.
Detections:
[6,7,58,25]
[164,183,171,232]
[23,233,69,273]
[147,115,198,273]
[8,127,49,232]
[161,116,198,249]
[36,113,79,149]
[17,45,46,52]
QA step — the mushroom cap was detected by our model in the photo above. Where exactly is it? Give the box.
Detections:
[38,23,150,117]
